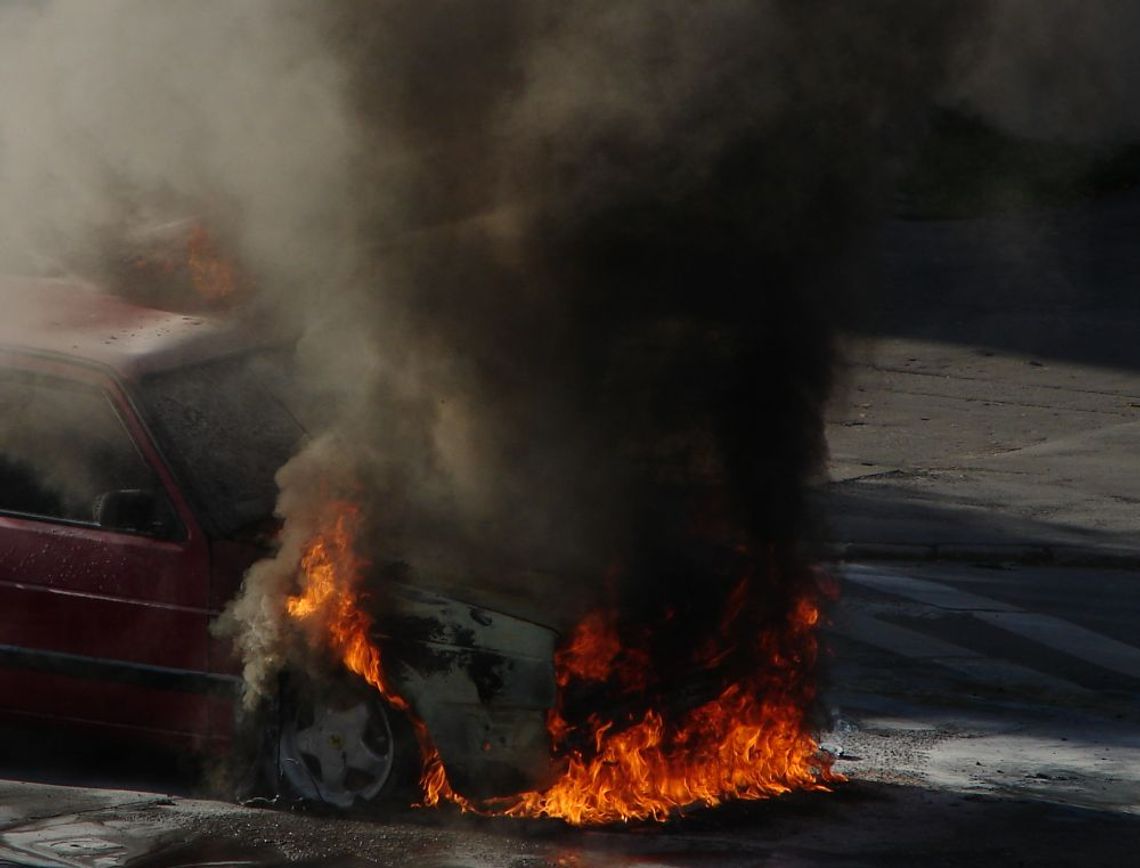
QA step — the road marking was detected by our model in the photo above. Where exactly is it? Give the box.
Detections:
[973,611,1140,681]
[834,610,1091,696]
[843,565,1018,612]
[843,565,1140,681]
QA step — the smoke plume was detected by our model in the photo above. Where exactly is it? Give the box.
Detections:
[0,0,357,295]
[3,2,1136,710]
[230,0,980,703]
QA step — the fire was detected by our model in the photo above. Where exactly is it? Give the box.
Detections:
[285,500,837,826]
[502,594,833,825]
[284,501,473,810]
[124,219,241,310]
[185,224,238,304]
[554,610,621,687]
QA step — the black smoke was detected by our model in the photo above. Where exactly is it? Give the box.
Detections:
[224,3,985,743]
[299,2,976,614]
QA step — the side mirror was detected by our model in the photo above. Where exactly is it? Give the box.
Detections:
[94,489,177,538]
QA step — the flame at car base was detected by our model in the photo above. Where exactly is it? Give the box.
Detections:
[285,500,839,826]
[283,501,474,812]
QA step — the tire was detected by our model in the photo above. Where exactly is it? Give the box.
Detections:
[267,673,418,810]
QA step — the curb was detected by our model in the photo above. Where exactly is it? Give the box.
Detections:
[821,541,1140,570]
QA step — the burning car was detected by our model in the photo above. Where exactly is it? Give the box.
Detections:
[0,268,836,825]
[0,276,558,807]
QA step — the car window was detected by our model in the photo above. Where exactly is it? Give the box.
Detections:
[0,373,177,535]
[138,353,305,537]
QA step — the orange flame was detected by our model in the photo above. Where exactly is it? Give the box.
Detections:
[555,610,621,686]
[284,501,473,810]
[501,595,834,825]
[185,224,238,304]
[285,500,837,825]
[125,220,241,310]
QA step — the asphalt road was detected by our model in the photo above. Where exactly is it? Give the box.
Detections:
[822,336,1140,563]
[823,190,1140,564]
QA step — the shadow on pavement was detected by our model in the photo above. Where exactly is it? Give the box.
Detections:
[816,482,1139,562]
[863,188,1140,374]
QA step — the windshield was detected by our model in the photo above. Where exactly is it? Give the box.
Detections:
[138,352,305,536]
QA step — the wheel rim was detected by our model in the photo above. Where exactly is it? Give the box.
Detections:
[279,694,396,808]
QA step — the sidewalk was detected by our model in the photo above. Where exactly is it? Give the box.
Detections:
[820,336,1140,567]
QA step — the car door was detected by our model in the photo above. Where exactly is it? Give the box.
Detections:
[0,355,217,746]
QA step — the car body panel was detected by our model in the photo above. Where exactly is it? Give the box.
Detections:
[0,349,223,741]
[0,277,558,793]
[378,583,557,797]
[0,277,261,379]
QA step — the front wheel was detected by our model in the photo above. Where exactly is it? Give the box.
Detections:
[270,675,418,809]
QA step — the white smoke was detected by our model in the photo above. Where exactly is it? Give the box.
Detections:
[0,0,359,290]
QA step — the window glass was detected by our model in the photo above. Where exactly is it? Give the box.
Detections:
[139,353,305,536]
[0,373,174,534]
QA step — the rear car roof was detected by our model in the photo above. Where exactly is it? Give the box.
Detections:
[0,276,260,379]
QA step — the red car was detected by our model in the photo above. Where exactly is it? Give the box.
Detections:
[0,278,555,807]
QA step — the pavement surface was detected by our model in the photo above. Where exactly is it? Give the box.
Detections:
[821,189,1140,565]
[822,336,1140,564]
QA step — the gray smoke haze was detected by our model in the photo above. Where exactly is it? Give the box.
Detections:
[0,0,357,292]
[2,1,1138,707]
[947,0,1140,143]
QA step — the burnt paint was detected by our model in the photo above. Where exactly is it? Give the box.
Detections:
[464,649,506,704]
[384,639,509,705]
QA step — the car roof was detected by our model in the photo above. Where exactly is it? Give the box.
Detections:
[0,276,265,379]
